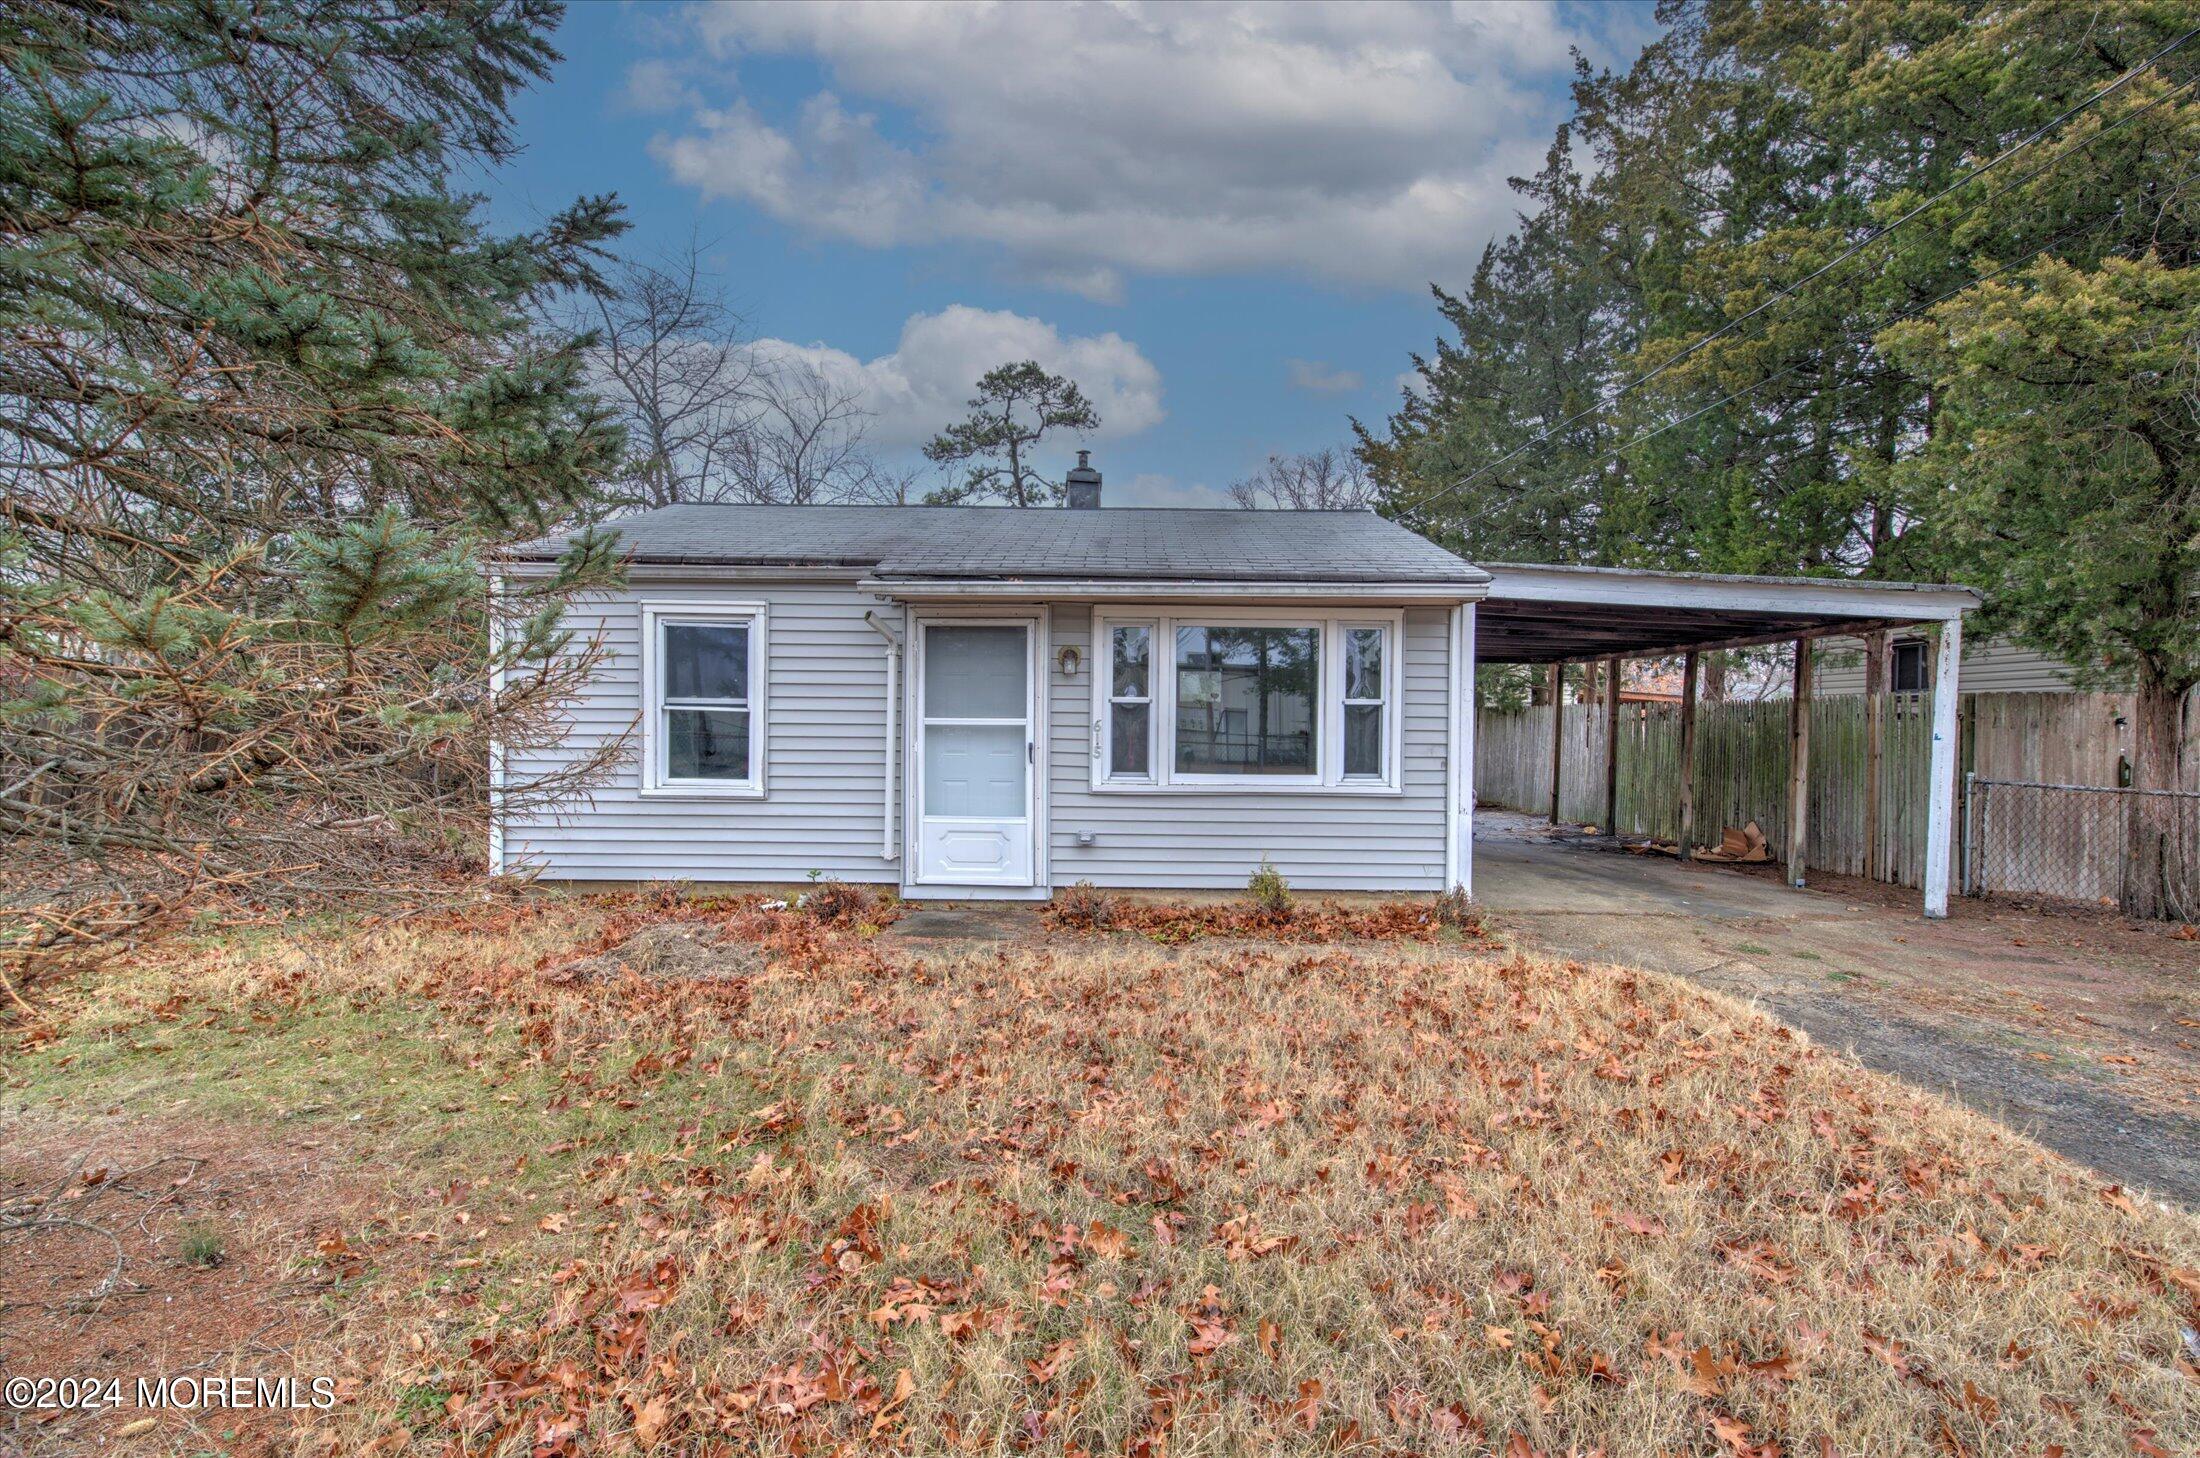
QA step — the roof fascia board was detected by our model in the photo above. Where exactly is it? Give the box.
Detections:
[860,577,1488,605]
[496,560,872,583]
[1484,565,1976,619]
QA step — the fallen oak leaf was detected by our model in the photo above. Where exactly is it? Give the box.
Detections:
[1860,1329,1910,1378]
[867,1367,916,1437]
[1187,1314,1237,1357]
[625,1392,673,1449]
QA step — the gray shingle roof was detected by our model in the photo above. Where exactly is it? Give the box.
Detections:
[511,504,1486,585]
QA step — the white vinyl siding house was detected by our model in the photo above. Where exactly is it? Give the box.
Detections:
[500,576,906,884]
[1047,604,1453,890]
[496,495,1485,897]
[496,484,1974,912]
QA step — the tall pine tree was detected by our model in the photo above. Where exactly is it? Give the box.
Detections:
[1369,0,2196,896]
[0,0,629,976]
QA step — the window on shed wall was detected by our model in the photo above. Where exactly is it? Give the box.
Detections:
[1891,638,1927,694]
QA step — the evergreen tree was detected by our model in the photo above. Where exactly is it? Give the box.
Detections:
[0,0,629,977]
[923,361,1100,506]
[1368,0,2197,855]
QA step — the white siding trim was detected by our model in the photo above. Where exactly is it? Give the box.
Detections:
[1923,617,1963,918]
[1445,603,1477,895]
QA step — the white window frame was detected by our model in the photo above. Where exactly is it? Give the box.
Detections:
[1089,607,1404,794]
[1338,623,1392,784]
[1099,619,1158,784]
[639,601,767,798]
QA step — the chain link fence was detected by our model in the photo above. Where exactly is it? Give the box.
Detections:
[1964,777,2200,921]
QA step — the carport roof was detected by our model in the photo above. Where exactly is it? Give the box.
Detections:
[1475,562,1979,664]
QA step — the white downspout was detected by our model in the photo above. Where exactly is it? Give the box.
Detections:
[865,611,901,862]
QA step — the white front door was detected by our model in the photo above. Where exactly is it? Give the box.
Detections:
[914,620,1037,886]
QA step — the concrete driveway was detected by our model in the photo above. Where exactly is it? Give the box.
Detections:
[1473,810,2200,1208]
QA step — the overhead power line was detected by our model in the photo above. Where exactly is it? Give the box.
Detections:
[1403,25,2198,519]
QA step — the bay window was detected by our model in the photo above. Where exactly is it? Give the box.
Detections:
[641,602,766,795]
[1092,610,1401,791]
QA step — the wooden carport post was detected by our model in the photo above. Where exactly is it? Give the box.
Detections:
[1602,655,1622,835]
[1546,663,1564,824]
[1677,650,1699,861]
[1786,638,1812,888]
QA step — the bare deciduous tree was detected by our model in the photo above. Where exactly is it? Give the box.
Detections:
[727,353,912,504]
[577,242,903,507]
[579,245,756,508]
[1227,448,1379,510]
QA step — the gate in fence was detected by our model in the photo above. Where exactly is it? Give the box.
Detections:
[1963,776,2200,920]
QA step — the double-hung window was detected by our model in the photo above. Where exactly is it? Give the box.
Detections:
[1093,610,1401,792]
[1104,622,1155,782]
[1341,626,1388,781]
[641,603,766,795]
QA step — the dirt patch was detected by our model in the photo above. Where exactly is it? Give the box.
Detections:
[567,922,764,982]
[0,1116,400,1457]
[885,907,1042,943]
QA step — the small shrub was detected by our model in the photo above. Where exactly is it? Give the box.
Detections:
[1246,859,1293,918]
[805,879,875,925]
[1433,884,1478,932]
[178,1220,225,1269]
[1054,880,1117,930]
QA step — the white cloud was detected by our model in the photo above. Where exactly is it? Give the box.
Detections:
[745,304,1164,453]
[617,58,701,116]
[647,0,1621,295]
[1287,358,1363,394]
[1113,471,1232,507]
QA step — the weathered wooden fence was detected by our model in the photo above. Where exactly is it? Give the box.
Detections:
[1476,694,1942,883]
[1475,690,2195,891]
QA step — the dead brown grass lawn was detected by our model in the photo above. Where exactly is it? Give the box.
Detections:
[7,898,2198,1457]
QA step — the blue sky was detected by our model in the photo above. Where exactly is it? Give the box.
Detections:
[484,2,1660,504]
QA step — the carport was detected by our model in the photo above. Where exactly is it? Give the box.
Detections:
[1460,565,1981,916]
